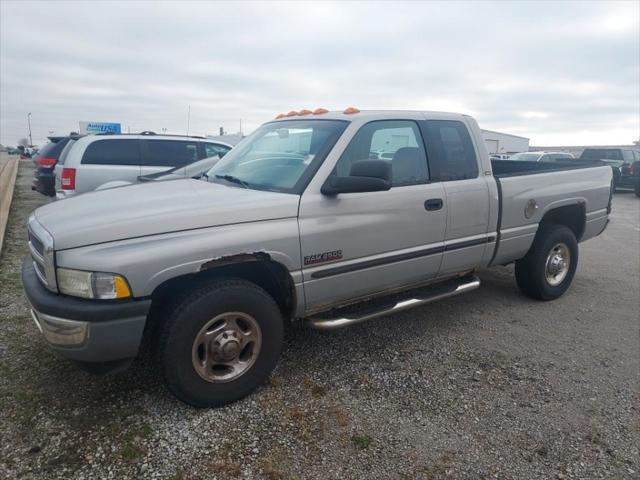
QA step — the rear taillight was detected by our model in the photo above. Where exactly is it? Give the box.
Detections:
[37,157,56,167]
[61,168,76,190]
[630,163,636,175]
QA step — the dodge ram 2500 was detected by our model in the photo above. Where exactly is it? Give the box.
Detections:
[22,109,613,407]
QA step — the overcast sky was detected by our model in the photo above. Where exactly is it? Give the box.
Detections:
[1,0,638,147]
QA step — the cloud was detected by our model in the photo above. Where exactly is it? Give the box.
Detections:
[1,0,638,146]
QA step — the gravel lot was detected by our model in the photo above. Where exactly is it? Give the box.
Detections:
[1,156,638,480]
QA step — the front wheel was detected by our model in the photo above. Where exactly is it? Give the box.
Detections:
[156,279,284,407]
[515,224,578,301]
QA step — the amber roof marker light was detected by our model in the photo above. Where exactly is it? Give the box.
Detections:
[313,108,329,115]
[285,110,299,117]
[298,109,312,116]
[275,113,286,119]
[343,107,360,114]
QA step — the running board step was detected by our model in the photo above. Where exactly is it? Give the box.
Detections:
[308,274,480,330]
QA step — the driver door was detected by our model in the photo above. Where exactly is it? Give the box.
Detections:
[298,120,447,312]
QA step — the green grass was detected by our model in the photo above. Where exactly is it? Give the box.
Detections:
[351,434,373,449]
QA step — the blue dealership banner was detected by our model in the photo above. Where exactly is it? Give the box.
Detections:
[79,121,122,134]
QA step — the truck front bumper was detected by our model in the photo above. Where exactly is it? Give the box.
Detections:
[21,256,151,363]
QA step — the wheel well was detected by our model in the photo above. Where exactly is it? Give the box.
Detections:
[539,203,585,241]
[148,258,297,320]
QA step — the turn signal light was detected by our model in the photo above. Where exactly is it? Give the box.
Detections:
[343,106,360,114]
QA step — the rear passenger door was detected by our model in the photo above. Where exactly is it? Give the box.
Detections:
[78,139,142,192]
[140,139,200,177]
[419,120,491,275]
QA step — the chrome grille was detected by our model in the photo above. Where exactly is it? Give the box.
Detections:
[28,231,44,256]
[27,215,56,291]
[33,260,47,284]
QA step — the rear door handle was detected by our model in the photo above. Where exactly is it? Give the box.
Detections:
[424,198,443,211]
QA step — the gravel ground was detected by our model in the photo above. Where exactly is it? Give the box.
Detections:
[1,156,638,480]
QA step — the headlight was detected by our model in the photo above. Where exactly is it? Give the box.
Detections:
[57,268,132,299]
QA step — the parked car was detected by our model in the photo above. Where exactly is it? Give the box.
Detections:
[53,133,232,199]
[578,148,640,191]
[31,134,84,197]
[509,151,574,162]
[95,154,227,190]
[22,109,612,407]
[629,160,640,197]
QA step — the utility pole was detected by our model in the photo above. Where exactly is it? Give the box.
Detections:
[27,112,33,146]
[187,104,191,136]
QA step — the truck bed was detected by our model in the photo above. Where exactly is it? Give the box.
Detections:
[490,159,600,177]
[490,161,612,266]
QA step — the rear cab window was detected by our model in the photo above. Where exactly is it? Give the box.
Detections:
[420,120,478,181]
[81,139,141,165]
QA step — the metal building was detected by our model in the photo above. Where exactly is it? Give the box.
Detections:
[481,130,529,155]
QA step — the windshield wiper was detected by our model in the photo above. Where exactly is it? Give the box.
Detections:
[214,174,249,188]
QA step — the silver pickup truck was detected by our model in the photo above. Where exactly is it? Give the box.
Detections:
[22,110,613,407]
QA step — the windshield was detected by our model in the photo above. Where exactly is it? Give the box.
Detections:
[580,149,622,161]
[206,119,348,193]
[509,152,541,161]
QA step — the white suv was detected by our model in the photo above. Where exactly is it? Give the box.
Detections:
[54,133,231,199]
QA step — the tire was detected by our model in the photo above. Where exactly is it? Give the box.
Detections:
[156,278,284,407]
[515,224,578,301]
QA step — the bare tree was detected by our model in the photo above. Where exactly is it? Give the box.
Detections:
[18,137,29,147]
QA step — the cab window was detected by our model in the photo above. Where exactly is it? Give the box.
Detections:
[334,120,428,187]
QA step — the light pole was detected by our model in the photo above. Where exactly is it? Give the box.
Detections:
[27,112,33,146]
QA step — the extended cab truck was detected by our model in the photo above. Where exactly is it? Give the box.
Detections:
[21,110,613,407]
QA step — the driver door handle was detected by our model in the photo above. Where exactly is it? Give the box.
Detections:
[424,198,443,211]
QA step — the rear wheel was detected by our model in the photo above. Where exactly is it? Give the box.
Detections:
[156,279,284,407]
[515,224,578,300]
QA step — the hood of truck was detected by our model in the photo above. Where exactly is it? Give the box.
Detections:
[35,179,300,250]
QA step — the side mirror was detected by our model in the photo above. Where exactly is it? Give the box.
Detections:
[321,160,392,195]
